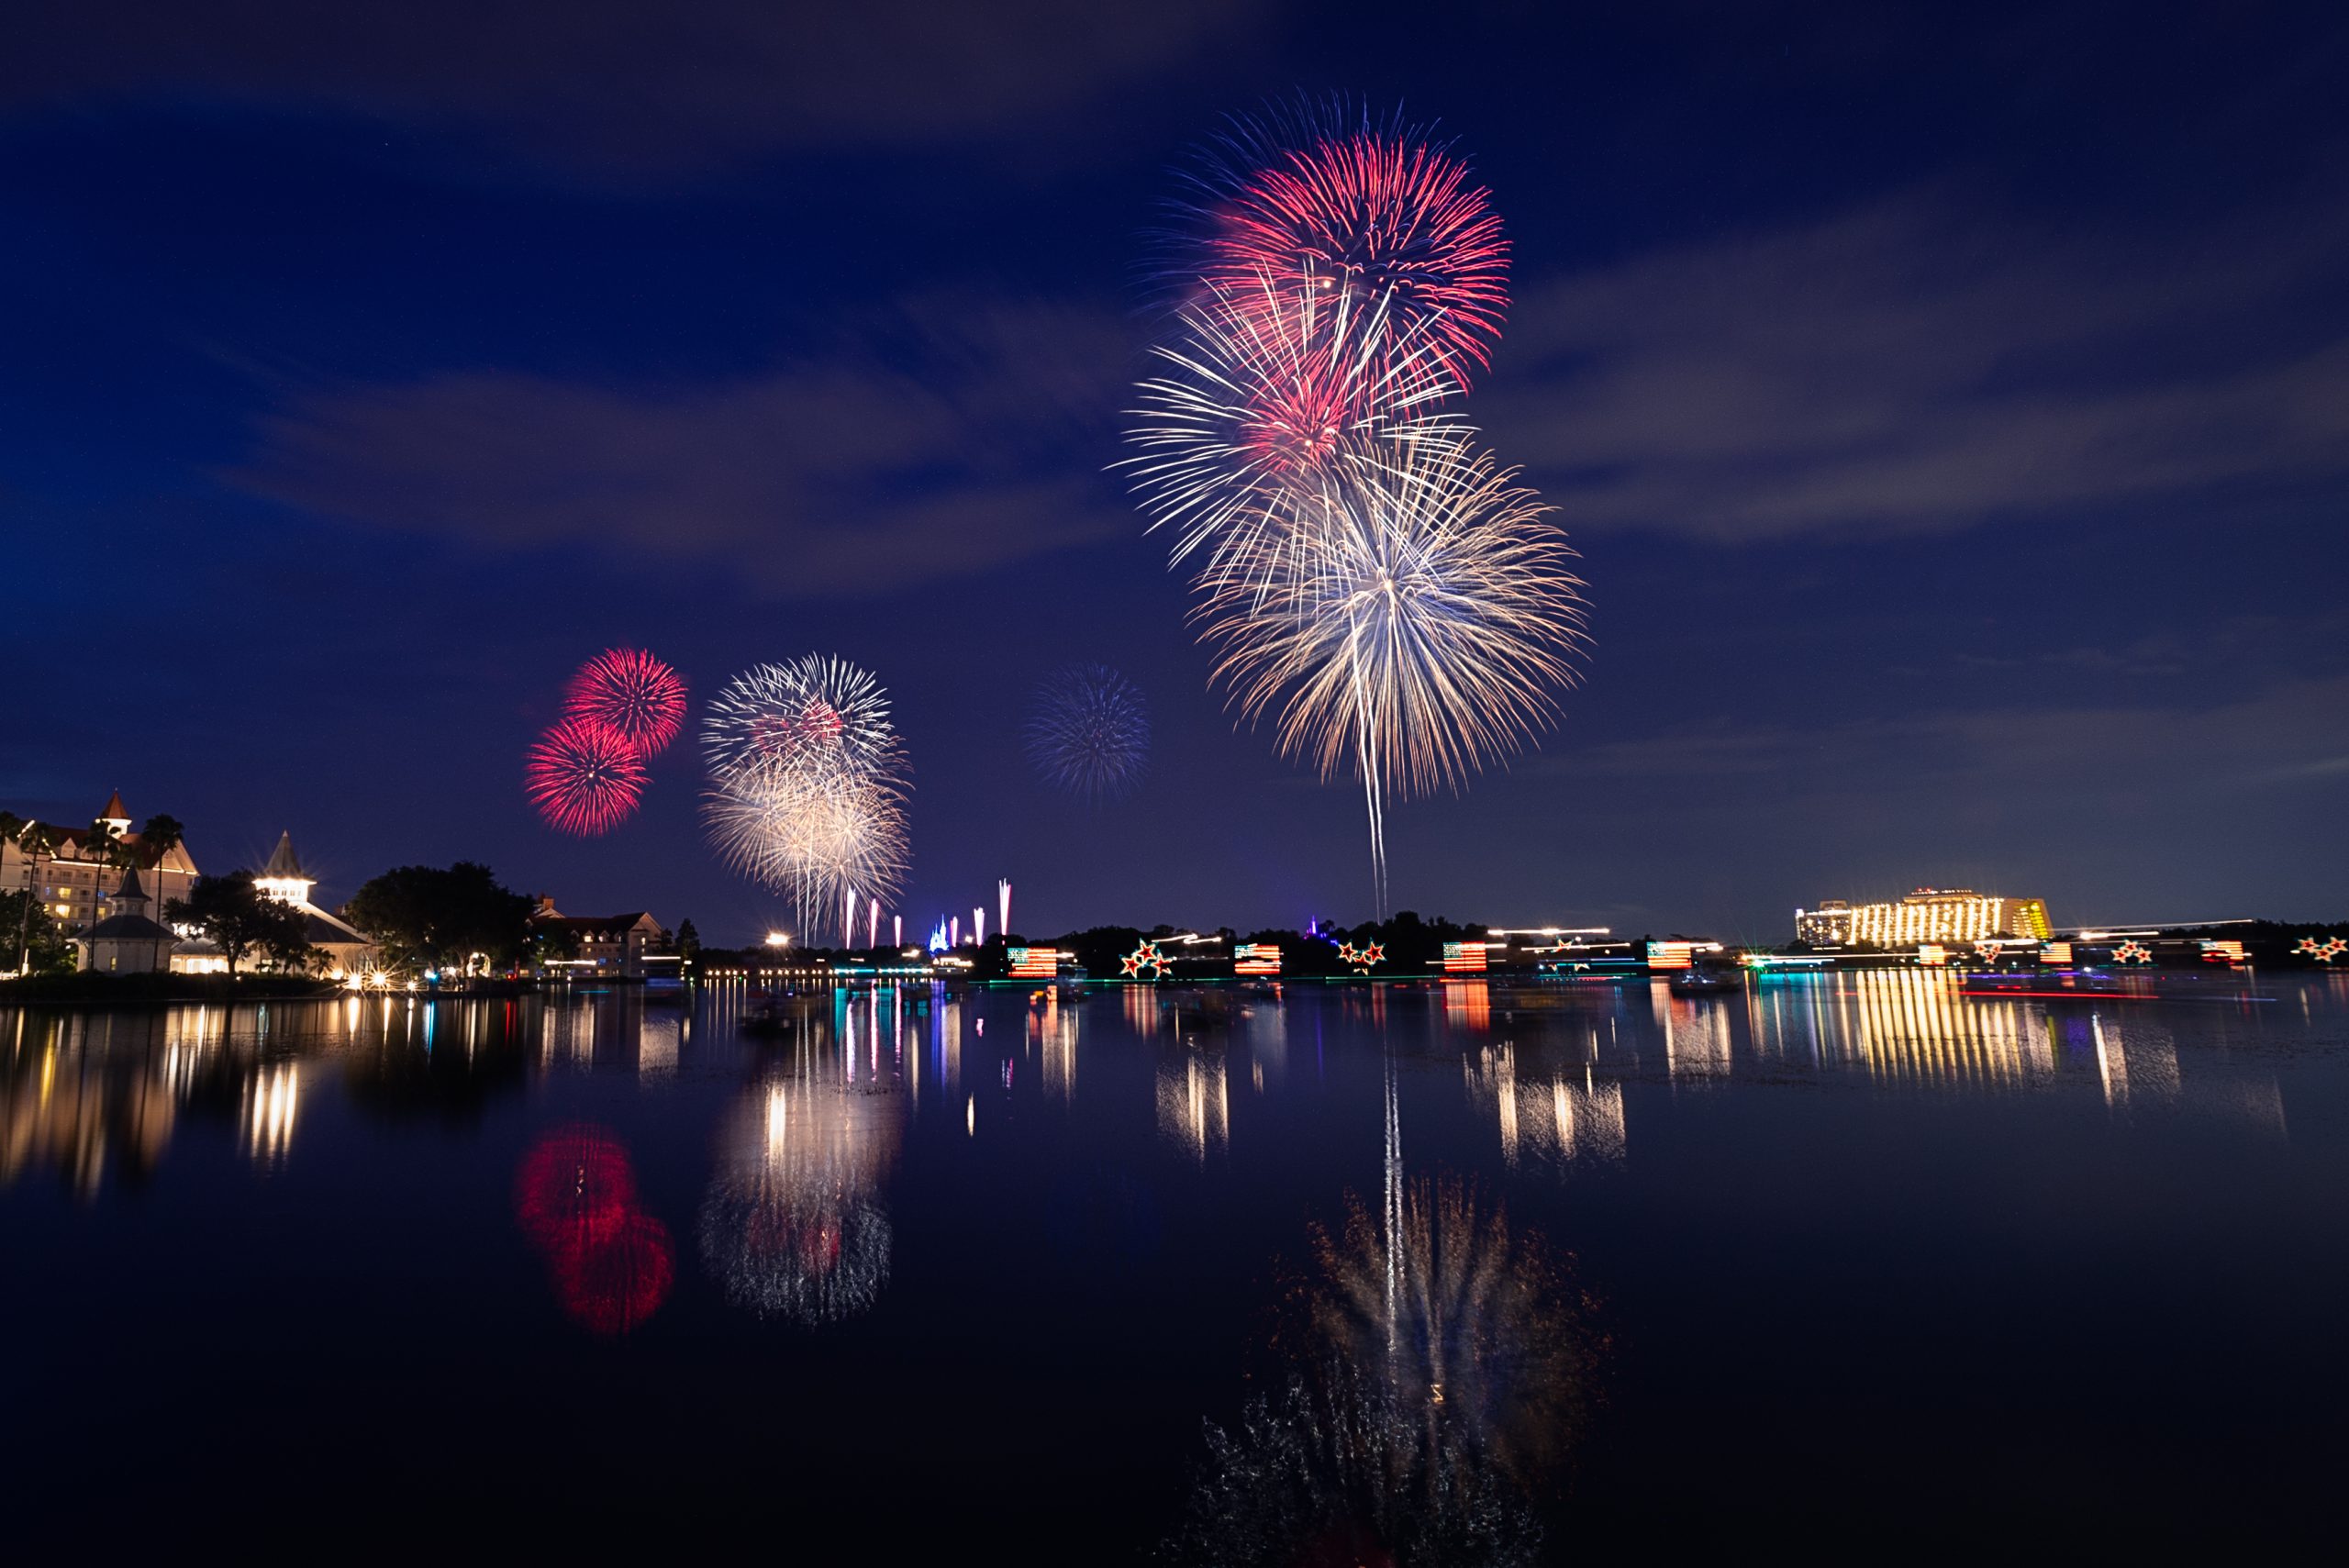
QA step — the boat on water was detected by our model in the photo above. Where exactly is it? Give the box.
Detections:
[1668,966,1744,995]
[739,987,807,1036]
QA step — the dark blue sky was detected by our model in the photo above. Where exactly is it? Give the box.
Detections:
[6,1,2344,945]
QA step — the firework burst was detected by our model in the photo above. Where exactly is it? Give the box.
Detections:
[1123,272,1467,569]
[1192,439,1586,910]
[1177,101,1509,391]
[1024,662,1152,802]
[564,647,687,756]
[526,717,650,836]
[704,655,896,785]
[703,657,910,940]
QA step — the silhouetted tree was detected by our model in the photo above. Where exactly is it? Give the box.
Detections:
[345,862,534,973]
[0,889,75,975]
[166,872,310,976]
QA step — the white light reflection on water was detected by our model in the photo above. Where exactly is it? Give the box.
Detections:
[240,1062,299,1166]
[1156,1040,1230,1162]
[1464,1042,1627,1171]
[696,1009,905,1327]
[1033,988,1079,1102]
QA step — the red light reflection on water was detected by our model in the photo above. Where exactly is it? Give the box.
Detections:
[515,1122,674,1336]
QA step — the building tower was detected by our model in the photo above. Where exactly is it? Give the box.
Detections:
[76,863,177,973]
[256,831,315,906]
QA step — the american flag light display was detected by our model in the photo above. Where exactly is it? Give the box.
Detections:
[1645,941,1695,971]
[1008,947,1063,980]
[2041,941,2075,965]
[1234,943,1281,975]
[1441,940,1488,974]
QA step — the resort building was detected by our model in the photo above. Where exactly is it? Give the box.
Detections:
[1798,889,2053,947]
[252,831,379,975]
[73,865,180,974]
[3,792,199,932]
[529,897,667,980]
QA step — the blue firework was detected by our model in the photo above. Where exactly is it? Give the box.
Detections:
[1024,663,1150,802]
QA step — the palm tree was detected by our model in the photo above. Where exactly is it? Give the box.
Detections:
[5,817,56,974]
[139,814,187,915]
[1,812,26,975]
[85,817,130,925]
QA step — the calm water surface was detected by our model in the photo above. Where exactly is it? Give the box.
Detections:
[6,973,2344,1558]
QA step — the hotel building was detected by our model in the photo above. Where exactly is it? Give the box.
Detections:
[3,792,200,932]
[1798,889,2053,947]
[529,897,667,979]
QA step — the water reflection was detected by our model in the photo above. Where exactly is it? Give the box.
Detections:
[1464,1044,1627,1171]
[240,1062,300,1166]
[514,1122,675,1335]
[1031,989,1079,1102]
[1156,1040,1230,1162]
[697,997,907,1326]
[1439,972,2292,1166]
[1170,1065,1587,1564]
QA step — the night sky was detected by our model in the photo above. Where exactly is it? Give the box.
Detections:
[7,2,2345,946]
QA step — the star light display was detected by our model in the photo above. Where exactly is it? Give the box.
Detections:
[1336,940,1385,973]
[1121,940,1172,980]
[2296,935,2345,962]
[2112,940,2154,965]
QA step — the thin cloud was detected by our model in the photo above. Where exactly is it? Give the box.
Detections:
[3,0,1259,174]
[1485,183,2349,539]
[1530,673,2349,802]
[226,296,1134,594]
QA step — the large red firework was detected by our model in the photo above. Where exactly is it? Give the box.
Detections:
[1191,112,1508,390]
[564,647,687,756]
[525,716,649,836]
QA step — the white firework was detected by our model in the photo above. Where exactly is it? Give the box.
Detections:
[1192,438,1586,914]
[703,656,910,941]
[1122,272,1468,573]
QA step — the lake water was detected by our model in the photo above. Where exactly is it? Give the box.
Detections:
[5,972,2343,1558]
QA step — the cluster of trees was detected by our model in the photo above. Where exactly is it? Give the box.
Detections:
[167,872,314,975]
[0,890,76,975]
[343,862,538,973]
[137,861,549,980]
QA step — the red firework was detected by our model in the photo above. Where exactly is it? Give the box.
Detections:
[564,647,687,756]
[1195,116,1508,388]
[525,716,648,836]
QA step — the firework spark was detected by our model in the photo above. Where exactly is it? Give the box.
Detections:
[1123,273,1467,568]
[525,717,650,836]
[563,647,688,756]
[1192,439,1586,910]
[704,655,896,784]
[703,656,910,940]
[1023,662,1152,803]
[705,762,910,941]
[1178,102,1509,391]
[1132,103,1581,916]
